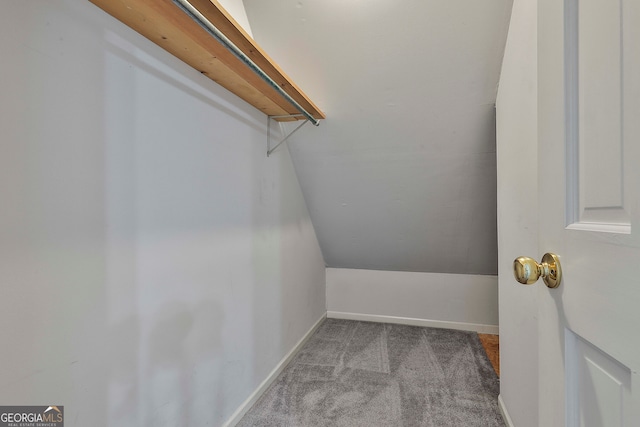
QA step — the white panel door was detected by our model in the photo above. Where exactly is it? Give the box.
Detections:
[537,0,640,425]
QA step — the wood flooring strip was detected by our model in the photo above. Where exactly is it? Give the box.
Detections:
[478,333,500,377]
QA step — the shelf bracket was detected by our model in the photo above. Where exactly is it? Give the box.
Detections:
[267,115,309,157]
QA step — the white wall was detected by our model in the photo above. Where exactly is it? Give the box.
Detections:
[327,268,499,334]
[0,1,325,426]
[496,0,539,425]
[218,0,253,37]
[244,0,512,275]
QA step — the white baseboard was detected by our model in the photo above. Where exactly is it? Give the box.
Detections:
[498,394,515,427]
[327,311,499,334]
[326,268,499,331]
[222,313,327,427]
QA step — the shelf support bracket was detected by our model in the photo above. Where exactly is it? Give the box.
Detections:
[267,115,309,157]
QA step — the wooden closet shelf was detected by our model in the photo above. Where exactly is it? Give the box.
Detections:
[89,0,325,122]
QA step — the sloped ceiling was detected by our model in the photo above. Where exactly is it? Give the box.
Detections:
[243,0,512,275]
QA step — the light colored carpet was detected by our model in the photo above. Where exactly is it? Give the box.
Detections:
[237,319,504,427]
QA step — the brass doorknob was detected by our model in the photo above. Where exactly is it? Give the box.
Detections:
[513,253,562,288]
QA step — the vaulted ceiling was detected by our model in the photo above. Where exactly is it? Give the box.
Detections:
[243,0,513,275]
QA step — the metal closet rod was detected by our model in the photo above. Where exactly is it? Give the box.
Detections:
[172,0,320,126]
